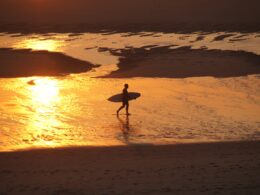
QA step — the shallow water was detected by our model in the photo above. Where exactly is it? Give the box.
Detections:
[0,31,260,151]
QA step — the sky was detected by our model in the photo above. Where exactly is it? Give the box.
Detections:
[0,0,260,25]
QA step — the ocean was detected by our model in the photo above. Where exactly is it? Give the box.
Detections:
[0,31,259,151]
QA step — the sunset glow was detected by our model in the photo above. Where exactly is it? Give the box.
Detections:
[25,78,62,148]
[16,39,61,52]
[30,78,60,109]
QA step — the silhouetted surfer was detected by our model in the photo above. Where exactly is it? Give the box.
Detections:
[117,84,130,115]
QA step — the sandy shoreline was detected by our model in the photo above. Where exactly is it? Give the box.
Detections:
[1,141,260,194]
[102,46,260,78]
[1,46,259,79]
[1,23,260,35]
[0,48,95,78]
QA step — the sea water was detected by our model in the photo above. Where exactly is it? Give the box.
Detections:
[0,31,259,151]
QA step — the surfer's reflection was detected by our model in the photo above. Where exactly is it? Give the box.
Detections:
[117,115,130,144]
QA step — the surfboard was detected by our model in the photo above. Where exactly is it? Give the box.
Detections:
[108,92,141,102]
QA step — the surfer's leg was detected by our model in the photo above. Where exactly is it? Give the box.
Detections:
[126,102,129,115]
[117,103,126,115]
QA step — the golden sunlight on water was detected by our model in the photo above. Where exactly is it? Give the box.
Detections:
[25,78,63,148]
[30,79,60,109]
[0,31,260,151]
[15,39,62,52]
[0,75,259,152]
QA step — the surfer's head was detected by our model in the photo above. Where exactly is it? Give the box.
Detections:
[124,84,129,89]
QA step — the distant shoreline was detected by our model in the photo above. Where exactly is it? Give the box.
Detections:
[0,23,260,34]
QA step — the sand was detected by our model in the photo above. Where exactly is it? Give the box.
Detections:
[0,48,95,77]
[0,141,260,194]
[2,46,259,79]
[102,46,260,78]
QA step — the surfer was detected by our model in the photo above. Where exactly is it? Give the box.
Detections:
[117,84,130,115]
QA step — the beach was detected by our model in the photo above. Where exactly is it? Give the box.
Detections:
[1,141,260,194]
[0,1,260,194]
[0,30,259,195]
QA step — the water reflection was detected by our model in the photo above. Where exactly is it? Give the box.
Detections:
[15,39,62,52]
[117,115,131,144]
[0,56,259,151]
[0,31,259,152]
[26,78,63,147]
[30,79,60,109]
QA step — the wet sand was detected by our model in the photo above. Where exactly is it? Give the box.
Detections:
[0,141,260,194]
[0,48,95,78]
[102,46,260,78]
[0,45,260,78]
[2,46,260,79]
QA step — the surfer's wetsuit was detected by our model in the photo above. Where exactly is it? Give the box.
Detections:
[122,88,129,107]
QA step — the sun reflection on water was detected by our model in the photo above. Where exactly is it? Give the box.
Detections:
[30,78,60,109]
[15,39,62,52]
[26,78,63,148]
